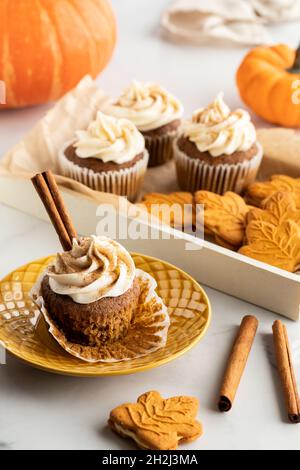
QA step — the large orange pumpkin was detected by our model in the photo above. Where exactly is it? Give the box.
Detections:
[0,0,116,109]
[236,44,300,128]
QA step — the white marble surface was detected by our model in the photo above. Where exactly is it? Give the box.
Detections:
[0,0,300,451]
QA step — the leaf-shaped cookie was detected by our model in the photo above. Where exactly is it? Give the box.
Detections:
[139,192,194,230]
[246,175,300,208]
[195,191,252,248]
[240,192,300,272]
[108,391,202,450]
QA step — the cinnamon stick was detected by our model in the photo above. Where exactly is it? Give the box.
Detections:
[218,315,258,412]
[42,171,77,242]
[272,320,300,424]
[31,171,77,251]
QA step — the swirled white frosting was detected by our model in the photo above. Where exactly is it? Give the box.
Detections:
[74,112,145,164]
[48,236,136,305]
[107,81,183,132]
[183,93,256,157]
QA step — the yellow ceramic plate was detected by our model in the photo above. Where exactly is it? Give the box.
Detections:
[0,254,211,376]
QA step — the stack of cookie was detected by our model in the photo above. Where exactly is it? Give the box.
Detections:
[139,174,300,273]
[242,176,300,273]
[109,391,203,450]
[194,191,251,251]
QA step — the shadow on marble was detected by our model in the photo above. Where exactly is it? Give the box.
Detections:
[0,355,131,401]
[0,441,13,450]
[97,423,137,451]
[0,353,180,400]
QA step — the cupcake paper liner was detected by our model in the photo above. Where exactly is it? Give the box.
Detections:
[59,142,149,202]
[144,130,179,167]
[30,269,170,363]
[174,140,263,195]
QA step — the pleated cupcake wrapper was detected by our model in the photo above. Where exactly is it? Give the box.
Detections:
[174,140,263,195]
[144,130,178,167]
[30,269,170,363]
[59,143,149,202]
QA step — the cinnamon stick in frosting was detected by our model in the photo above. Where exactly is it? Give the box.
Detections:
[31,171,77,251]
[272,320,300,424]
[218,315,258,412]
[42,171,77,242]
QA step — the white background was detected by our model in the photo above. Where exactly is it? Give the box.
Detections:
[0,0,300,450]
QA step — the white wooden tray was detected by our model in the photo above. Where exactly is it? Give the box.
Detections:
[0,174,299,321]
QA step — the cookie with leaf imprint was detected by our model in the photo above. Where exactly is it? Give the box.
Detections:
[109,391,203,450]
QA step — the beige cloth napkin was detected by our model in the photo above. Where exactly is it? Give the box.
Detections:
[161,0,300,45]
[0,76,123,207]
[0,76,178,207]
[252,0,300,21]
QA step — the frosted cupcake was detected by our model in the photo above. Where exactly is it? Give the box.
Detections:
[31,235,170,362]
[40,236,139,346]
[107,81,183,167]
[59,112,148,202]
[174,93,263,194]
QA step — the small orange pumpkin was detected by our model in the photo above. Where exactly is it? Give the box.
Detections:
[236,44,300,128]
[0,0,116,109]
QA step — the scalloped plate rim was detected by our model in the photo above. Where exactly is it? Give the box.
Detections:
[0,253,212,377]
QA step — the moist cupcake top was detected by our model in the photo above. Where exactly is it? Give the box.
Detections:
[47,236,136,305]
[182,93,256,157]
[107,80,183,132]
[73,112,145,165]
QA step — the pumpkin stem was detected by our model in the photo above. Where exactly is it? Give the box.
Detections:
[288,43,300,74]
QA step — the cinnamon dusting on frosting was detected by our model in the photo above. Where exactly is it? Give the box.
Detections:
[48,236,135,304]
[183,93,256,157]
[107,81,183,132]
